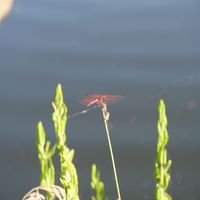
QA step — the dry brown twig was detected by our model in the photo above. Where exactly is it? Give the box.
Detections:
[22,185,66,200]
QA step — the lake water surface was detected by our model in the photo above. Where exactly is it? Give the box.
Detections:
[0,0,200,199]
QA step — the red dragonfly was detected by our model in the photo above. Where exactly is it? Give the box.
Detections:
[79,94,123,107]
[68,94,123,118]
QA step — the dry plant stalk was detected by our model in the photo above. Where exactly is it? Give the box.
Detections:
[21,185,66,200]
[101,102,121,200]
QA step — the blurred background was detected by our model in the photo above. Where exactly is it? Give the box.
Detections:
[0,0,200,199]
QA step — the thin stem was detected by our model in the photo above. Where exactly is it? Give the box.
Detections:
[101,103,121,200]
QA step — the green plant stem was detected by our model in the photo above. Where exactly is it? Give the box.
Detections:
[91,164,107,200]
[101,103,121,200]
[36,121,56,200]
[52,83,79,200]
[155,99,172,200]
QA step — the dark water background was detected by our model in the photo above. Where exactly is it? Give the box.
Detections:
[0,0,200,199]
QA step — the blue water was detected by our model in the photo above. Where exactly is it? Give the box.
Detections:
[0,0,200,199]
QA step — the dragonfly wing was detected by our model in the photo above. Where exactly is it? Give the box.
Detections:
[104,95,124,104]
[79,95,99,106]
[79,94,123,106]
